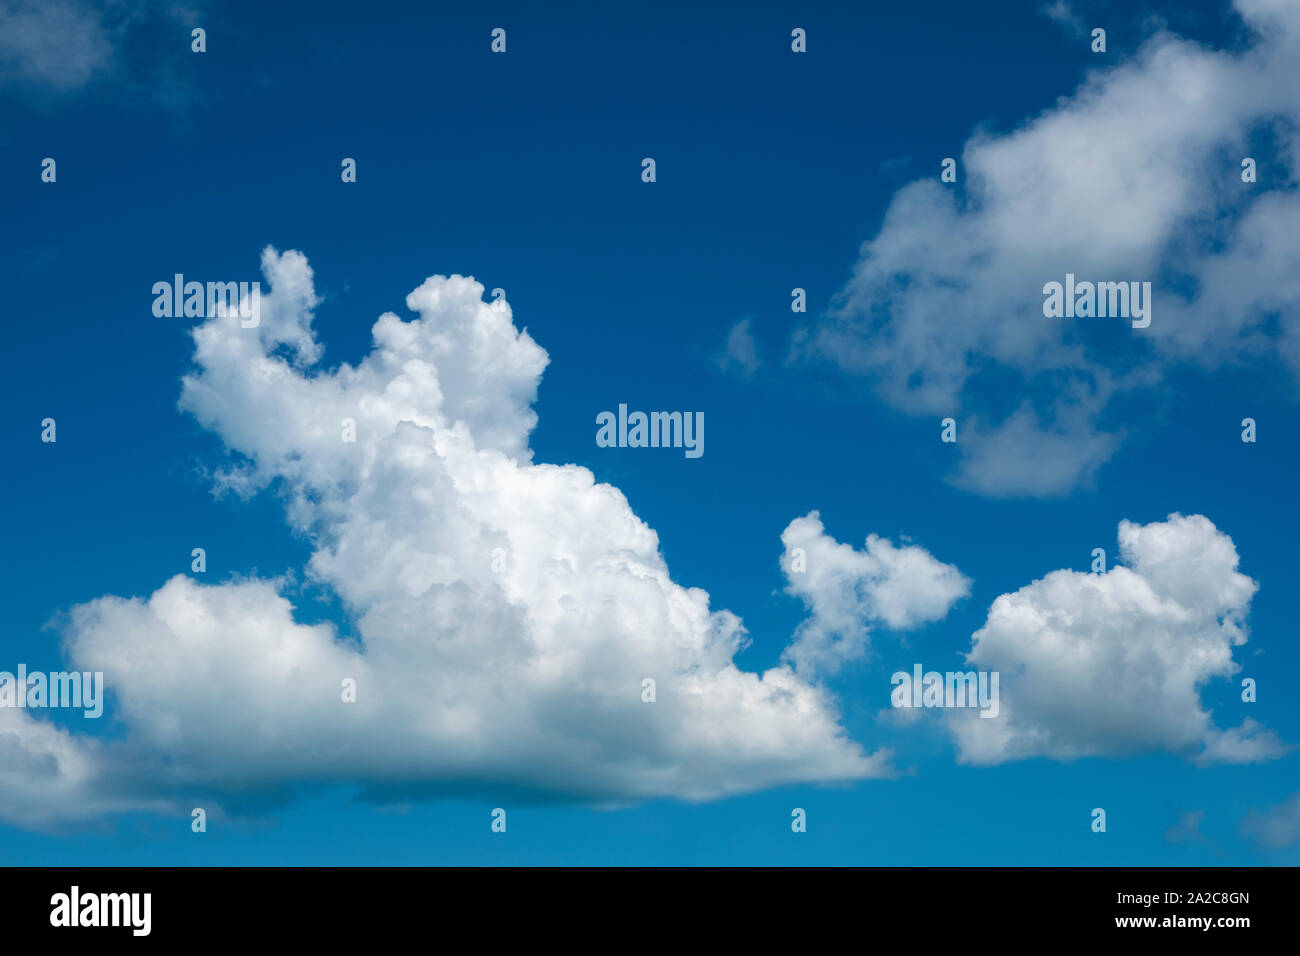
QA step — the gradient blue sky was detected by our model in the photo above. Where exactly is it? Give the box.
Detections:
[1,0,1297,864]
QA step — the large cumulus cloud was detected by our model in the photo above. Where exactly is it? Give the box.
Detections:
[2,248,978,827]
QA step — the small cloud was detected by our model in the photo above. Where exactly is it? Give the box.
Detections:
[1040,0,1086,36]
[877,704,926,728]
[879,154,913,180]
[0,0,209,106]
[1242,793,1300,849]
[780,511,969,678]
[1165,809,1205,845]
[713,317,763,379]
[948,401,1121,498]
[0,0,113,91]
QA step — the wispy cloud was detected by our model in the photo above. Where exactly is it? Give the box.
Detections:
[1242,792,1300,849]
[795,0,1300,496]
[0,0,206,104]
[713,317,763,379]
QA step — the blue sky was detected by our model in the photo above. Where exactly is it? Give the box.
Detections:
[1,0,1298,864]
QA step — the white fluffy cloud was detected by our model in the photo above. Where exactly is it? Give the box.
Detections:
[796,0,1300,495]
[780,512,970,677]
[945,513,1285,765]
[0,707,174,828]
[3,248,921,828]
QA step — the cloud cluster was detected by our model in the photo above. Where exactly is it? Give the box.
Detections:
[796,0,1300,495]
[3,251,1280,830]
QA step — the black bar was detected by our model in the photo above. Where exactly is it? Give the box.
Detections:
[3,866,1288,941]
